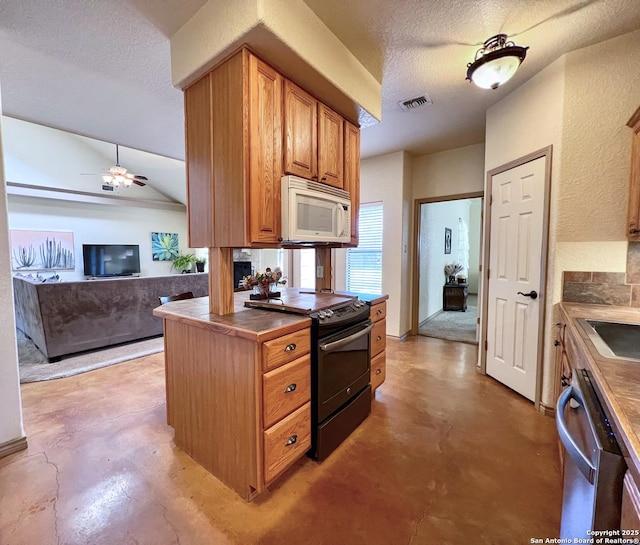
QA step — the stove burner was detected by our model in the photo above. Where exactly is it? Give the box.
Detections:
[310,299,370,329]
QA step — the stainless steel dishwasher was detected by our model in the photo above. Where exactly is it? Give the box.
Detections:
[556,368,626,539]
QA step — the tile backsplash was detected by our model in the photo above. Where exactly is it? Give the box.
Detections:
[562,242,640,307]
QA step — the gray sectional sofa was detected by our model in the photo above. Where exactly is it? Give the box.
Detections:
[13,273,209,362]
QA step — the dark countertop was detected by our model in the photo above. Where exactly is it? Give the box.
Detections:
[153,292,311,343]
[560,303,640,478]
[153,288,388,343]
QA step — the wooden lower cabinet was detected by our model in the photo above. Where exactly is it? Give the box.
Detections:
[369,301,387,394]
[163,318,311,500]
[621,471,640,531]
[263,402,311,483]
[371,351,386,391]
[262,355,310,429]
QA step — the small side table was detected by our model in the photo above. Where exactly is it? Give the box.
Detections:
[443,283,468,311]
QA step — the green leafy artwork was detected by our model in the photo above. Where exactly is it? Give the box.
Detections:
[151,232,179,261]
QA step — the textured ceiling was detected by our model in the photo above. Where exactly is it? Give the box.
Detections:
[1,0,640,201]
[303,0,640,158]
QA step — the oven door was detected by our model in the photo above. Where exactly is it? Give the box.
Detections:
[317,320,373,423]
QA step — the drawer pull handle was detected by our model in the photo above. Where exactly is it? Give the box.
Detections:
[377,335,382,341]
[284,343,297,352]
[376,368,382,375]
[285,435,298,446]
[376,309,382,315]
[284,383,297,393]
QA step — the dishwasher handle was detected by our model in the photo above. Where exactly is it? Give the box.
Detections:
[556,385,596,484]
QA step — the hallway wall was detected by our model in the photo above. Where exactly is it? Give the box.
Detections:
[0,98,25,451]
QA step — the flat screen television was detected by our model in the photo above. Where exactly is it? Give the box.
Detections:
[82,244,141,278]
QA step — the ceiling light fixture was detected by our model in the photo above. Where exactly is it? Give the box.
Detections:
[102,145,135,188]
[466,34,529,90]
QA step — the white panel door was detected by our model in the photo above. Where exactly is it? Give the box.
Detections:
[486,156,546,401]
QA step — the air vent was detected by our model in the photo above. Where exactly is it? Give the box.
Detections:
[101,184,115,192]
[398,94,433,111]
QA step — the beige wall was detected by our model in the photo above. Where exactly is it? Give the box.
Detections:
[334,151,412,337]
[484,29,640,408]
[412,143,485,199]
[0,101,25,448]
[485,53,566,408]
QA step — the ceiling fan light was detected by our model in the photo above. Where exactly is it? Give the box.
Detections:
[466,34,528,90]
[102,175,112,184]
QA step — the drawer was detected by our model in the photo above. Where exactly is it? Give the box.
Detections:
[263,355,311,428]
[264,402,311,484]
[371,351,386,392]
[370,318,386,357]
[370,302,386,323]
[262,328,311,372]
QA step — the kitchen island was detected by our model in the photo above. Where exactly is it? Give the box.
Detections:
[558,303,640,529]
[153,288,387,500]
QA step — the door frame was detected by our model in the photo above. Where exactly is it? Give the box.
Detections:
[479,146,553,410]
[411,191,485,335]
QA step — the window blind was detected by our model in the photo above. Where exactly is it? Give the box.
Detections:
[346,202,383,293]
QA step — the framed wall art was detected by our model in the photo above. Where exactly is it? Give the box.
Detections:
[151,232,179,261]
[444,227,452,254]
[10,230,75,271]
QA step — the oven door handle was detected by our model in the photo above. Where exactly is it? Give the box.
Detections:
[556,385,596,484]
[319,323,374,352]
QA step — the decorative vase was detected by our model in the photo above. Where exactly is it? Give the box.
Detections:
[249,285,269,300]
[268,283,281,298]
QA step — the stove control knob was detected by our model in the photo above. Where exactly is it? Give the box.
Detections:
[318,311,327,319]
[325,309,334,317]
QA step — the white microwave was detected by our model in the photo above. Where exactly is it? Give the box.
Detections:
[281,175,351,244]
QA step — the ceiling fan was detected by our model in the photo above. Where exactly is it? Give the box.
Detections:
[82,144,148,188]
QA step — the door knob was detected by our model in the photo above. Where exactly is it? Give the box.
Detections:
[517,290,538,300]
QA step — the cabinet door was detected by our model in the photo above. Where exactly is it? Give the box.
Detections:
[628,109,640,240]
[284,80,317,180]
[344,120,360,246]
[318,103,344,189]
[622,471,640,532]
[248,54,283,244]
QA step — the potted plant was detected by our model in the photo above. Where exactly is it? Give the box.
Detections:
[195,256,206,273]
[171,253,196,273]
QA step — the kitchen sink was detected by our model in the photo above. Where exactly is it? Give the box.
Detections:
[577,319,640,361]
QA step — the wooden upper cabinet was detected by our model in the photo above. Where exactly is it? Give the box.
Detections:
[284,80,346,189]
[344,120,360,246]
[248,55,283,244]
[284,81,317,180]
[183,47,359,249]
[184,72,214,248]
[317,103,345,188]
[627,106,640,240]
[183,49,283,247]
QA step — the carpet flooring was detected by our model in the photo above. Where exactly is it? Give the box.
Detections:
[419,295,478,344]
[17,329,164,383]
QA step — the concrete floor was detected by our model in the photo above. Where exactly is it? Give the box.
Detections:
[0,336,561,544]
